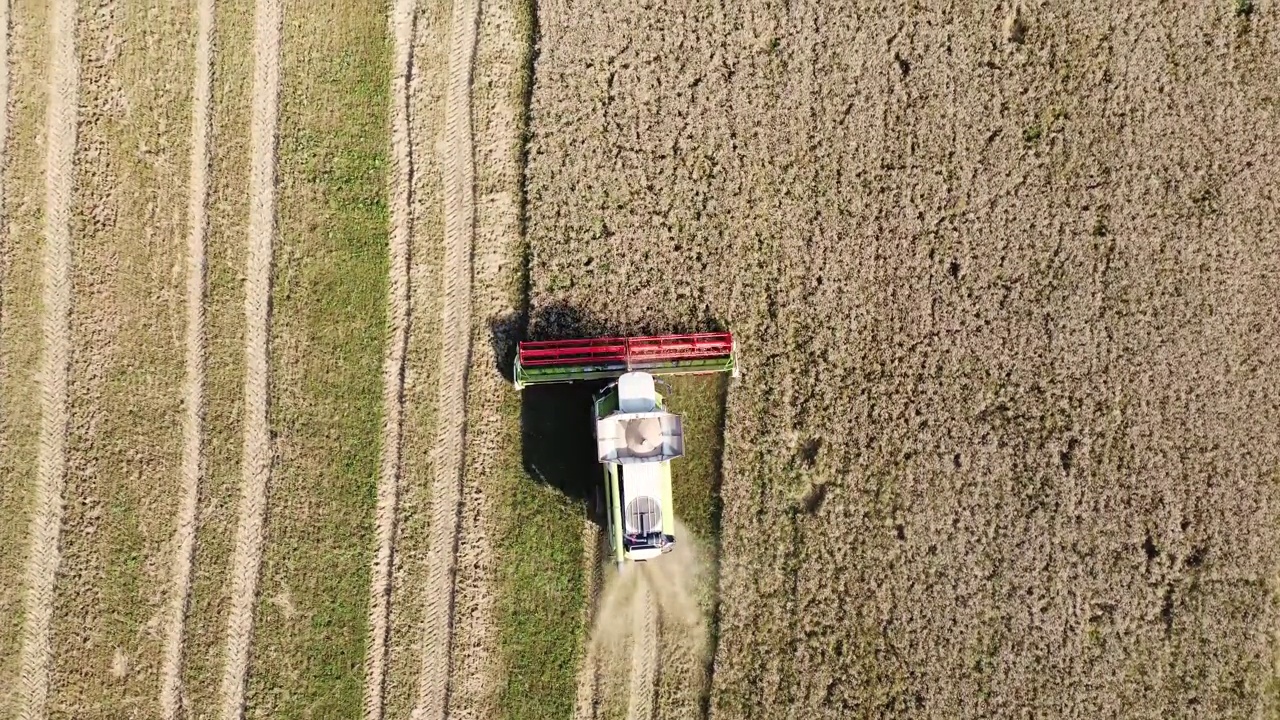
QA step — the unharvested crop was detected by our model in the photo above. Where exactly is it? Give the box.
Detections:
[524,0,1280,717]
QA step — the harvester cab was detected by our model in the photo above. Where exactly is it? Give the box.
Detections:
[513,332,736,570]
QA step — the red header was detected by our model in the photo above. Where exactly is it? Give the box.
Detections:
[518,332,733,368]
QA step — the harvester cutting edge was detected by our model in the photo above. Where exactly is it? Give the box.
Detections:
[513,332,736,569]
[512,331,737,389]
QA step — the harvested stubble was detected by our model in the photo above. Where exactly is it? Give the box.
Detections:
[37,0,193,716]
[412,0,479,714]
[447,0,533,715]
[657,377,727,718]
[0,0,50,713]
[219,0,280,715]
[524,0,1280,717]
[238,0,390,716]
[584,525,712,720]
[375,0,450,717]
[178,0,254,714]
[157,0,214,714]
[363,0,416,717]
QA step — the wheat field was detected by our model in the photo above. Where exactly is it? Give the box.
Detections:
[523,0,1280,718]
[0,0,526,717]
[2,0,1278,719]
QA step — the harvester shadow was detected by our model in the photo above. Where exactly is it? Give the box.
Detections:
[496,302,626,521]
[519,381,607,520]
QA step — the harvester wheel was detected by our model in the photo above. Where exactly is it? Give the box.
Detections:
[591,485,604,523]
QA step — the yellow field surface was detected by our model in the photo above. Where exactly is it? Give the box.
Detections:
[177,0,252,715]
[523,1,1280,718]
[3,1,1277,720]
[0,0,49,715]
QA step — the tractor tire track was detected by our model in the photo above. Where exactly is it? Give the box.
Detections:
[446,0,529,713]
[0,0,15,707]
[411,0,477,715]
[626,582,658,720]
[15,0,76,716]
[218,0,281,717]
[572,520,604,720]
[0,0,8,227]
[364,0,415,717]
[159,0,213,715]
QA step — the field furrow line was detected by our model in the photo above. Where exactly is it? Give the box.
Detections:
[626,583,658,720]
[0,0,11,705]
[412,0,477,715]
[0,0,8,222]
[158,0,214,716]
[364,0,416,718]
[15,0,76,716]
[218,0,281,717]
[572,520,604,720]
[0,0,9,396]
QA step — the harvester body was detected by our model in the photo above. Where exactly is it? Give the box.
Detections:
[594,372,681,567]
[514,331,735,569]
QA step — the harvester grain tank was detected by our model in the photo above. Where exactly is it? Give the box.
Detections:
[513,332,737,569]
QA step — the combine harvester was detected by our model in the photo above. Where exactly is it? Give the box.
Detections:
[514,332,737,570]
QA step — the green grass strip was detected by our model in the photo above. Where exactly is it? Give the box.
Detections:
[243,2,390,717]
[495,385,590,720]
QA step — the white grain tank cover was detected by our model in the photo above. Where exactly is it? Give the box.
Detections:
[618,371,658,412]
